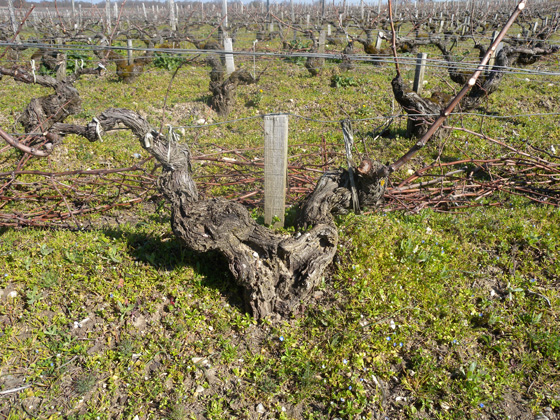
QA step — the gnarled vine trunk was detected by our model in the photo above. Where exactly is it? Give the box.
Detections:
[49,108,386,319]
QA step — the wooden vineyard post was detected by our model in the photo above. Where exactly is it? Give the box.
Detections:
[7,0,20,42]
[223,37,235,76]
[55,37,66,82]
[407,52,428,137]
[360,0,364,21]
[169,0,176,31]
[222,0,227,28]
[413,52,428,95]
[376,30,384,49]
[264,114,289,228]
[127,39,133,65]
[105,0,111,32]
[290,0,294,23]
[488,30,503,73]
[318,29,326,54]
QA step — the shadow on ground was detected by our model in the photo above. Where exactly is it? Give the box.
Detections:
[102,226,247,314]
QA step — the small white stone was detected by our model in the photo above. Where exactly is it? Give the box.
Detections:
[256,403,265,414]
[195,385,205,393]
[8,291,17,298]
[192,357,209,366]
[196,118,206,125]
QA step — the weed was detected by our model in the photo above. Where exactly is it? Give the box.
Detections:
[73,373,97,395]
[169,404,189,420]
[330,74,359,88]
[153,53,185,71]
[25,286,43,306]
[247,89,264,107]
[118,338,135,359]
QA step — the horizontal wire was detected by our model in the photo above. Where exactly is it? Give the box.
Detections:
[2,41,559,76]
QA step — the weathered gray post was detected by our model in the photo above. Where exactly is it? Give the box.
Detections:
[222,0,227,28]
[318,29,326,54]
[224,37,235,76]
[291,0,294,22]
[7,0,19,41]
[127,39,133,65]
[264,114,289,228]
[169,0,176,30]
[360,0,364,21]
[375,31,384,49]
[55,38,66,82]
[105,0,111,32]
[488,30,502,71]
[413,52,428,95]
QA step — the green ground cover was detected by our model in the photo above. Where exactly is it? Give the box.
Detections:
[1,23,559,419]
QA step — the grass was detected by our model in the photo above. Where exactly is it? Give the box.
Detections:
[0,21,559,419]
[1,205,558,418]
